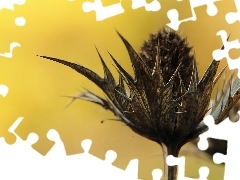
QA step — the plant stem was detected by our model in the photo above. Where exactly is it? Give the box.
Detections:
[161,143,180,180]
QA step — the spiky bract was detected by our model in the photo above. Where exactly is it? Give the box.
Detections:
[38,28,240,153]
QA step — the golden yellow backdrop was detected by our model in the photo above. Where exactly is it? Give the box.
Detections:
[1,0,239,179]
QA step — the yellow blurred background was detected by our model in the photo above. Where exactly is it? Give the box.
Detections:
[1,0,240,179]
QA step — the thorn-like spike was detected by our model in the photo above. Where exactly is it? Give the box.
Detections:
[94,46,116,87]
[108,52,134,84]
[213,65,227,86]
[101,118,121,123]
[215,87,219,103]
[114,88,132,102]
[37,55,105,90]
[166,62,182,86]
[193,53,199,82]
[152,38,161,76]
[178,73,186,94]
[228,83,232,106]
[116,30,152,78]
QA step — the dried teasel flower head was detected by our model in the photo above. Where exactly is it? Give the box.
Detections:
[38,28,240,180]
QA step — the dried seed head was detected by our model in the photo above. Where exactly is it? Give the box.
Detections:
[140,28,194,98]
[38,27,240,156]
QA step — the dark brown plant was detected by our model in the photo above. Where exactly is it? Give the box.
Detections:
[38,28,240,180]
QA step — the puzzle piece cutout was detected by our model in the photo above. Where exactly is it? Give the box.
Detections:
[0,42,20,58]
[82,0,124,21]
[0,0,26,11]
[167,155,209,180]
[81,0,161,21]
[212,30,240,78]
[0,0,26,59]
[0,0,26,26]
[151,169,163,180]
[131,0,161,11]
[0,117,42,179]
[0,117,166,180]
[198,114,240,180]
[71,139,140,180]
[0,84,8,97]
[0,9,23,58]
[167,0,220,30]
[1,115,222,179]
[15,16,26,26]
[225,0,240,24]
